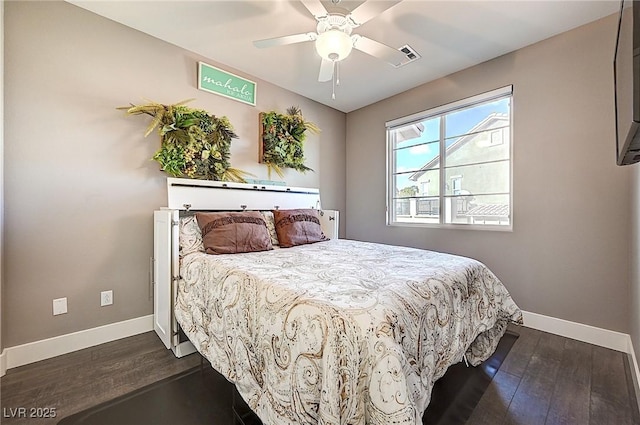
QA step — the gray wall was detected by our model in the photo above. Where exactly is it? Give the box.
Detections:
[632,167,640,367]
[1,0,5,355]
[346,14,632,333]
[4,1,346,347]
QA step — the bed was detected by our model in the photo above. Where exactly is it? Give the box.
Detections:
[153,178,523,425]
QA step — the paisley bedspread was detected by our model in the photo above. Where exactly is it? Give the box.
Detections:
[175,239,522,425]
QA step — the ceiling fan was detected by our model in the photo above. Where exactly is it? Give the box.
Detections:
[253,0,407,99]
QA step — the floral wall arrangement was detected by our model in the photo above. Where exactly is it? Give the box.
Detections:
[119,99,250,181]
[259,106,320,178]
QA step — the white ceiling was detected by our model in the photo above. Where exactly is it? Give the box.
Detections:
[68,0,620,113]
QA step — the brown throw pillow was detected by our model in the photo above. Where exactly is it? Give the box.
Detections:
[196,211,273,254]
[273,209,328,248]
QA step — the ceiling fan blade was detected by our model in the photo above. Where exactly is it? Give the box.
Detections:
[352,35,406,67]
[318,58,334,82]
[300,0,328,20]
[253,32,317,49]
[347,0,402,27]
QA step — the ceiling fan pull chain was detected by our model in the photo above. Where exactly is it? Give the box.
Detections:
[332,61,336,100]
[336,61,340,86]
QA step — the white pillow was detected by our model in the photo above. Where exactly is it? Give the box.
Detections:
[260,211,280,247]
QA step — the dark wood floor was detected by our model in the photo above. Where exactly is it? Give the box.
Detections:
[1,324,638,425]
[467,325,640,425]
[0,332,201,425]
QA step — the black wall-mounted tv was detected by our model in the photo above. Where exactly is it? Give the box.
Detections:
[615,0,640,165]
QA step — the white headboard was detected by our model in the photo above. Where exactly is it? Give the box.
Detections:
[166,177,322,211]
[154,178,339,355]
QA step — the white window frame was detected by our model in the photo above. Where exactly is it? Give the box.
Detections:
[385,85,513,231]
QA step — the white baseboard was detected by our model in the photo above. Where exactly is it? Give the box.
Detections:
[522,310,629,352]
[628,336,640,412]
[4,315,153,371]
[0,348,7,377]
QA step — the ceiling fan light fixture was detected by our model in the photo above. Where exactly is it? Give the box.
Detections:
[315,29,353,61]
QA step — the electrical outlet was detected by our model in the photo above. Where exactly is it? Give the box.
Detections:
[53,297,67,315]
[101,290,113,307]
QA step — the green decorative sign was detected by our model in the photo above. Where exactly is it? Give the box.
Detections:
[198,62,256,106]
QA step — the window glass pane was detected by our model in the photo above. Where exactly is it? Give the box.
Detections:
[415,196,440,217]
[394,117,440,149]
[395,140,439,174]
[445,98,510,140]
[444,193,510,225]
[445,127,510,167]
[394,198,411,217]
[444,161,510,196]
[392,196,440,224]
[394,174,419,198]
[413,169,440,197]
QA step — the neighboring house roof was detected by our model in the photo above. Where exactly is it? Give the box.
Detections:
[397,122,425,143]
[408,113,509,181]
[462,204,510,217]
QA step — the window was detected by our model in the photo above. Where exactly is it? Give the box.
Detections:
[386,86,512,229]
[451,176,462,195]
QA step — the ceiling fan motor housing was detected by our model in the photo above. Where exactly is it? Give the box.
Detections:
[315,14,354,61]
[316,14,352,35]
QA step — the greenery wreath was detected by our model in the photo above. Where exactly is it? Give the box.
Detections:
[260,106,320,178]
[119,99,250,182]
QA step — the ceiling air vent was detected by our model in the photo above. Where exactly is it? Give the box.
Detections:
[394,45,421,68]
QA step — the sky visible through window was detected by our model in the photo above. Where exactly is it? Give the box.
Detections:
[394,98,510,193]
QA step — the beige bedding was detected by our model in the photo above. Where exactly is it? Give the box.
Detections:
[175,238,522,425]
